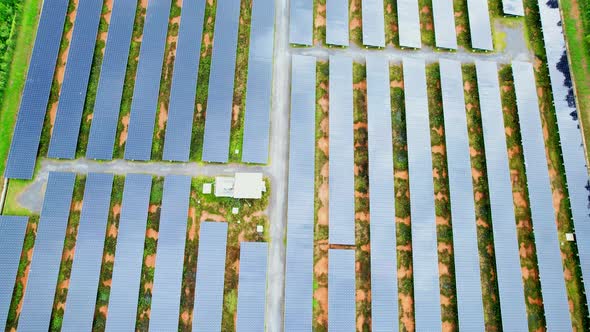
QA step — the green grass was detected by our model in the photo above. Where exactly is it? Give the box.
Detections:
[3,178,34,215]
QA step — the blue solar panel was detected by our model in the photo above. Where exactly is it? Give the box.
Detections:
[0,216,27,331]
[124,0,172,161]
[329,56,354,245]
[236,242,268,332]
[326,0,349,46]
[241,0,276,164]
[105,174,152,332]
[432,0,457,49]
[466,0,493,50]
[162,0,206,162]
[192,222,228,332]
[18,172,75,331]
[62,173,114,332]
[4,0,69,179]
[289,0,313,45]
[284,55,316,331]
[439,59,484,330]
[403,57,441,330]
[48,0,103,159]
[397,0,421,48]
[362,0,385,47]
[328,249,356,331]
[366,56,397,332]
[149,175,191,331]
[86,0,138,160]
[475,60,528,330]
[503,0,524,16]
[512,61,571,330]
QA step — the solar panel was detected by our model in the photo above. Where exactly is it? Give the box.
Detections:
[61,173,113,332]
[241,0,276,164]
[289,0,313,45]
[329,55,354,245]
[162,0,206,162]
[4,0,69,179]
[439,59,484,330]
[105,174,152,332]
[18,172,75,331]
[48,0,104,159]
[365,56,397,331]
[201,0,241,163]
[466,0,493,50]
[86,0,138,160]
[124,0,172,161]
[0,216,27,331]
[503,0,524,16]
[512,61,571,330]
[397,0,421,48]
[432,0,457,49]
[192,222,228,332]
[403,57,441,330]
[236,242,269,332]
[326,0,349,46]
[149,175,191,331]
[361,0,385,47]
[328,249,356,331]
[284,54,316,331]
[475,60,527,330]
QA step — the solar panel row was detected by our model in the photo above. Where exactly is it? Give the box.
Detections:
[328,249,356,331]
[48,0,104,159]
[124,0,172,161]
[236,242,269,332]
[62,173,114,332]
[466,0,493,51]
[362,0,385,47]
[439,59,484,330]
[18,172,75,331]
[202,0,242,163]
[86,0,138,160]
[289,0,313,45]
[397,0,421,48]
[365,56,398,332]
[475,60,528,331]
[284,54,316,331]
[4,0,69,179]
[432,0,457,49]
[0,216,27,332]
[241,0,276,164]
[503,0,524,16]
[329,55,355,245]
[162,0,206,162]
[403,57,441,331]
[512,61,571,330]
[326,0,349,46]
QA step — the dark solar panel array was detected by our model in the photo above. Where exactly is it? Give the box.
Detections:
[192,222,228,332]
[432,0,457,49]
[61,173,113,332]
[241,0,276,164]
[284,55,316,331]
[503,0,524,16]
[202,0,241,163]
[236,242,269,332]
[512,61,571,330]
[124,0,172,161]
[329,56,354,245]
[365,56,397,331]
[326,0,349,46]
[328,249,356,331]
[162,0,206,162]
[361,0,385,47]
[403,57,441,330]
[289,0,313,45]
[466,0,493,50]
[105,174,152,332]
[48,0,103,159]
[18,172,75,331]
[149,175,191,331]
[4,0,69,179]
[0,216,27,331]
[397,0,421,48]
[475,60,527,330]
[439,59,484,330]
[86,0,138,160]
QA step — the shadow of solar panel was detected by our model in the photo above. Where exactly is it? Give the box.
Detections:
[162,0,206,162]
[326,0,349,46]
[0,216,27,332]
[48,0,103,159]
[328,249,356,331]
[192,222,228,332]
[361,0,385,47]
[503,0,524,16]
[397,0,421,48]
[86,0,138,160]
[4,0,69,179]
[512,61,571,330]
[18,172,75,331]
[236,242,268,332]
[241,0,276,164]
[289,0,313,45]
[466,0,493,50]
[475,60,527,330]
[432,0,457,49]
[105,174,152,332]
